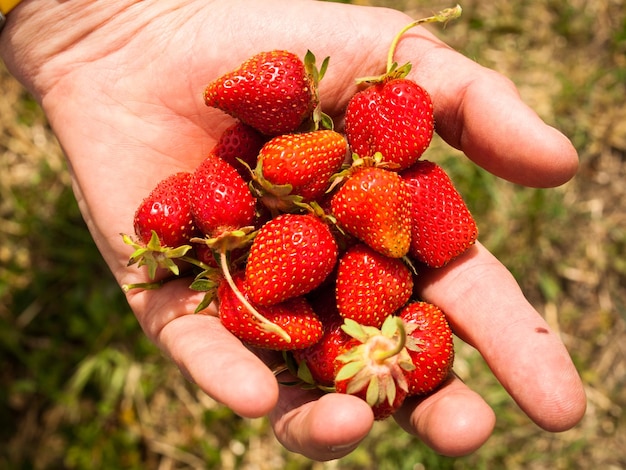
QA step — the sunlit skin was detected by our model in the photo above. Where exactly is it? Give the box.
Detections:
[1,0,585,461]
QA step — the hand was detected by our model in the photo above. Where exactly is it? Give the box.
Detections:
[1,0,586,460]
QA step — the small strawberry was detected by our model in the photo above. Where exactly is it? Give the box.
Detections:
[402,160,478,268]
[399,301,454,396]
[133,172,198,247]
[334,316,415,420]
[245,213,338,306]
[336,243,413,327]
[204,50,329,136]
[330,156,412,258]
[212,121,268,180]
[293,289,351,388]
[218,272,323,350]
[345,77,433,171]
[250,129,347,213]
[123,172,198,279]
[190,153,257,240]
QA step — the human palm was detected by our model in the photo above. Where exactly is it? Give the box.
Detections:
[1,0,585,460]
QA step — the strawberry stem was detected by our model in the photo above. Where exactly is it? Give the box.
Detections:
[218,251,292,343]
[372,316,407,361]
[386,4,463,73]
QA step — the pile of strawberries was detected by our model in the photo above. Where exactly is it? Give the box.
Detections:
[123,7,477,420]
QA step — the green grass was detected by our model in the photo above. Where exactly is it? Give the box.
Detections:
[2,0,626,468]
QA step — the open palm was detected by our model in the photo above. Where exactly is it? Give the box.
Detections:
[1,0,586,460]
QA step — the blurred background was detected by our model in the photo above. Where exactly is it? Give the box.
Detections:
[1,0,625,468]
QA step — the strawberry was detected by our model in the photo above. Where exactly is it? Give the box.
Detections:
[293,289,351,387]
[218,272,323,350]
[250,129,347,212]
[133,172,198,247]
[336,243,413,327]
[402,160,478,268]
[330,159,412,258]
[123,172,198,279]
[345,77,434,171]
[399,301,454,396]
[190,153,257,239]
[334,316,415,420]
[204,50,327,136]
[212,121,267,180]
[245,213,338,306]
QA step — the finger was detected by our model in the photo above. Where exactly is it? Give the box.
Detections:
[395,29,579,188]
[413,242,587,431]
[127,283,280,419]
[394,374,496,457]
[269,379,375,461]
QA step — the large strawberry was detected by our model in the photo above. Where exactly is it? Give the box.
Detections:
[343,6,462,170]
[345,77,433,171]
[399,301,454,396]
[190,153,257,240]
[330,157,412,258]
[402,160,478,268]
[245,213,338,306]
[218,272,323,350]
[123,172,199,279]
[336,243,413,327]
[334,316,415,420]
[204,50,328,136]
[250,129,347,213]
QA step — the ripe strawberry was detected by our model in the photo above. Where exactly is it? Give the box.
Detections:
[251,129,347,211]
[336,243,413,327]
[402,160,478,268]
[399,301,454,396]
[218,272,323,350]
[212,121,267,180]
[345,77,434,171]
[123,172,198,280]
[334,316,415,420]
[190,154,257,239]
[330,162,412,258]
[204,50,325,136]
[245,213,338,306]
[293,289,351,387]
[133,172,198,247]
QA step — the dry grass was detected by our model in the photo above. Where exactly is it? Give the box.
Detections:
[1,0,625,468]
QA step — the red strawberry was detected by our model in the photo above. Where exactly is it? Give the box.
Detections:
[334,316,414,420]
[399,301,454,396]
[204,50,325,136]
[336,243,413,327]
[213,121,268,180]
[251,129,347,211]
[124,172,199,279]
[245,213,338,306]
[345,78,434,171]
[133,172,198,247]
[190,154,257,239]
[218,272,323,350]
[293,289,351,387]
[402,160,478,268]
[330,162,412,258]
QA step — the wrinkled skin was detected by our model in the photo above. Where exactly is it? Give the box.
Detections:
[1,0,585,461]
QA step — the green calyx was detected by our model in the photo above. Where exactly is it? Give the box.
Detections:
[336,316,415,407]
[304,50,334,131]
[122,230,192,280]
